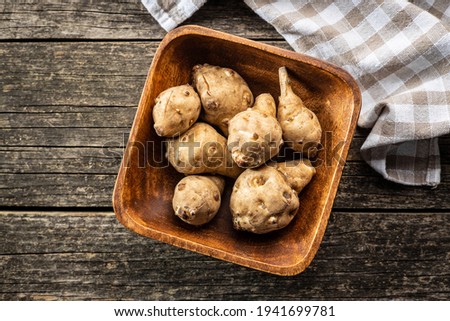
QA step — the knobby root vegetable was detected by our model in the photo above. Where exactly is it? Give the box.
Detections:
[192,63,254,136]
[166,122,243,179]
[269,159,316,194]
[230,166,299,234]
[278,67,322,157]
[153,84,201,137]
[251,92,277,116]
[227,93,283,168]
[173,175,225,226]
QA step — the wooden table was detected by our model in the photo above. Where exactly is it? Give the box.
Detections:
[1,0,449,300]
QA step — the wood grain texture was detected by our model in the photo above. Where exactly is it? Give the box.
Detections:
[4,140,447,174]
[2,171,448,209]
[0,41,289,108]
[0,42,155,108]
[1,211,448,300]
[1,0,448,299]
[0,0,280,40]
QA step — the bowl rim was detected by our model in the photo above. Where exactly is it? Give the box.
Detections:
[112,25,362,276]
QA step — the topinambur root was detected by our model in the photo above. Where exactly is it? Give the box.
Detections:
[192,64,253,135]
[153,84,201,137]
[278,67,322,157]
[227,93,283,168]
[173,175,225,226]
[166,122,243,178]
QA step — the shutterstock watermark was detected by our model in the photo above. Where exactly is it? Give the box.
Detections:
[101,131,348,169]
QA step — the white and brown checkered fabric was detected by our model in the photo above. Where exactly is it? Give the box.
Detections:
[143,0,450,187]
[141,0,207,31]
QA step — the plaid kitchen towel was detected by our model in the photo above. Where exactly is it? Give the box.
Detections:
[143,0,450,187]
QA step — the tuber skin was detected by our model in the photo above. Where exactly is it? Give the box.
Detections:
[230,166,299,234]
[278,67,322,157]
[192,63,254,136]
[227,93,283,168]
[251,93,277,116]
[153,84,201,137]
[269,159,316,194]
[173,175,225,226]
[166,122,243,179]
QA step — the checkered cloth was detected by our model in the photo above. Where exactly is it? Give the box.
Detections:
[142,0,450,187]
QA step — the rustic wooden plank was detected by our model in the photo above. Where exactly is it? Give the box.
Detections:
[0,174,114,207]
[347,136,450,162]
[336,175,450,209]
[1,169,449,208]
[0,106,137,128]
[1,128,130,148]
[0,147,123,174]
[0,41,290,109]
[1,211,448,300]
[0,42,155,108]
[2,126,449,163]
[0,0,281,40]
[0,124,400,151]
[2,138,448,174]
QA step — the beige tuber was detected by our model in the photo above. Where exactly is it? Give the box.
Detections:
[230,166,299,234]
[227,93,283,168]
[230,159,316,234]
[278,67,322,157]
[269,159,316,194]
[152,84,201,137]
[166,122,243,179]
[173,175,225,226]
[192,63,254,136]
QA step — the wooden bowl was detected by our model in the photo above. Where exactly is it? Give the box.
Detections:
[113,25,361,276]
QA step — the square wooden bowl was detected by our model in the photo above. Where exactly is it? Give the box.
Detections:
[113,25,361,276]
